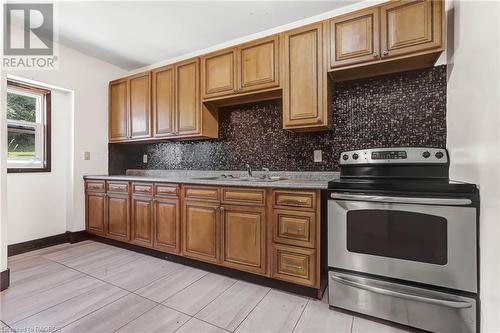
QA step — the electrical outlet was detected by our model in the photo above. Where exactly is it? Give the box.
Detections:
[143,154,148,164]
[313,150,322,162]
[84,151,90,160]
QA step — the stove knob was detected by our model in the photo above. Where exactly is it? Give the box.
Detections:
[435,151,444,159]
[352,153,359,160]
[422,151,431,158]
[342,154,349,161]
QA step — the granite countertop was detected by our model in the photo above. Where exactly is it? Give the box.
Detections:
[84,169,339,189]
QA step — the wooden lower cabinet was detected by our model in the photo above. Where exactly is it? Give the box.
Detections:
[131,195,154,247]
[182,200,220,264]
[154,197,180,254]
[106,193,130,242]
[221,205,266,275]
[272,244,317,288]
[85,180,323,293]
[86,192,105,236]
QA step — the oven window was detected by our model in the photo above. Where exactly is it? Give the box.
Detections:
[346,210,447,265]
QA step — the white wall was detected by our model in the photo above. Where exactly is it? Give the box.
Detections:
[446,1,500,332]
[2,42,127,247]
[6,90,71,244]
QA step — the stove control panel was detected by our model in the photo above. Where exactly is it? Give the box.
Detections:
[340,147,449,165]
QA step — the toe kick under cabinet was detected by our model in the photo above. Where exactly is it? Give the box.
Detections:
[85,179,323,293]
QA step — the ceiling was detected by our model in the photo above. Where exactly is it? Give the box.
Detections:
[56,1,360,70]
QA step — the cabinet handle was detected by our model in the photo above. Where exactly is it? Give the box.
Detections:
[373,52,379,58]
[282,199,307,206]
[220,206,224,213]
[285,227,303,234]
[283,263,303,270]
[382,50,389,56]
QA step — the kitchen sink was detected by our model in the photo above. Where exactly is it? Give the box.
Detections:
[190,175,287,182]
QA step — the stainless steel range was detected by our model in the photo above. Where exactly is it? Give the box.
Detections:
[327,147,479,333]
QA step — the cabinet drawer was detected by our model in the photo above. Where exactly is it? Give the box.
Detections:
[85,180,105,193]
[273,210,315,248]
[272,244,316,287]
[274,190,316,210]
[221,187,265,206]
[132,183,153,195]
[107,181,129,193]
[155,184,179,197]
[184,186,219,201]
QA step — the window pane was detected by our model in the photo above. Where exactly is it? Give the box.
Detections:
[7,128,36,159]
[7,92,37,122]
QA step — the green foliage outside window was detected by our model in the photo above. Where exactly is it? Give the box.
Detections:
[7,92,36,122]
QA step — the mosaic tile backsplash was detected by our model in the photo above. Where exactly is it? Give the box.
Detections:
[109,65,447,174]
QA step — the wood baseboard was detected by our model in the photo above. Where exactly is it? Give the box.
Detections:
[7,231,90,257]
[1,268,10,291]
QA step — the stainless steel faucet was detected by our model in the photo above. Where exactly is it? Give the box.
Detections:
[262,167,270,179]
[246,163,252,177]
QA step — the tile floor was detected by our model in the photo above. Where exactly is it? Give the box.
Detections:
[0,241,411,333]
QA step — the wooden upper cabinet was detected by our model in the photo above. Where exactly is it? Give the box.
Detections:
[201,49,237,99]
[283,23,329,131]
[109,79,128,141]
[201,35,281,101]
[182,200,220,264]
[237,35,280,93]
[152,66,175,137]
[129,72,151,139]
[380,0,443,59]
[221,205,266,275]
[176,58,201,136]
[329,8,380,69]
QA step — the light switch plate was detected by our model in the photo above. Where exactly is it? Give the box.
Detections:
[143,154,148,164]
[314,150,322,162]
[84,151,90,160]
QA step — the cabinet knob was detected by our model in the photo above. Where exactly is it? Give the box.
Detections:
[373,52,379,58]
[382,50,389,56]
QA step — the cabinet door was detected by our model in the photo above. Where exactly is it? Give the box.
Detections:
[106,194,130,242]
[329,8,380,68]
[129,72,151,139]
[283,23,329,130]
[154,198,180,254]
[380,0,443,59]
[221,205,266,275]
[109,79,128,142]
[131,196,153,247]
[176,58,201,136]
[86,192,105,236]
[202,49,237,99]
[182,200,220,264]
[152,66,175,137]
[237,35,280,93]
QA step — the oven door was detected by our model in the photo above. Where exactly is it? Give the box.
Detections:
[328,193,477,293]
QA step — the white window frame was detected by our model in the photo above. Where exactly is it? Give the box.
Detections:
[6,82,50,171]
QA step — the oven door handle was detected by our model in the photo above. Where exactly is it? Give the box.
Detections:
[330,193,472,206]
[330,274,472,309]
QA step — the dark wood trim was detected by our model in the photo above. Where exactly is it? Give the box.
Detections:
[7,231,90,257]
[7,80,52,173]
[1,269,10,291]
[89,234,322,299]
